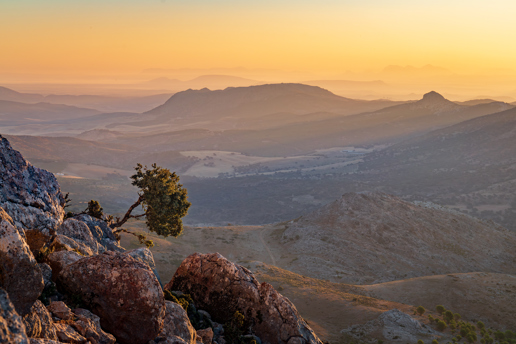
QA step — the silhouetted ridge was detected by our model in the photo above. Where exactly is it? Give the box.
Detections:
[421,91,447,103]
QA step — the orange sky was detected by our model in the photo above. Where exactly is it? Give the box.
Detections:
[1,0,516,82]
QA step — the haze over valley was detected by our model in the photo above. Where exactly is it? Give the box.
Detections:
[2,1,516,344]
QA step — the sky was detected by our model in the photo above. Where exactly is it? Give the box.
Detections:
[1,0,516,81]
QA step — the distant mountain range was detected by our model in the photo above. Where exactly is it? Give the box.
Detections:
[0,86,171,113]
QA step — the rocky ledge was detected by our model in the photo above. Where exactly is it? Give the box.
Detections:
[0,134,325,344]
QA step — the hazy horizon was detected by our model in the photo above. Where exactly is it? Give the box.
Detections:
[2,0,516,100]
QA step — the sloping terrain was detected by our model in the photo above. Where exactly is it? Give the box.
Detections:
[279,192,516,284]
[5,135,197,172]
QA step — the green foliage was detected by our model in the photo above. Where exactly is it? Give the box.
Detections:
[163,290,211,330]
[437,319,448,332]
[454,313,462,321]
[417,306,426,316]
[417,340,424,344]
[477,322,485,330]
[444,310,454,323]
[432,340,439,344]
[86,200,104,219]
[224,311,246,344]
[461,328,470,337]
[466,333,477,343]
[436,305,446,315]
[450,320,457,331]
[429,315,435,323]
[131,163,191,237]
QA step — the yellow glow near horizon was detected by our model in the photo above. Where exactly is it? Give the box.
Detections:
[1,0,516,79]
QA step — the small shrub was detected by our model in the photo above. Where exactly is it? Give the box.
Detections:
[418,340,424,344]
[436,305,446,315]
[417,306,426,316]
[432,340,439,344]
[437,320,448,332]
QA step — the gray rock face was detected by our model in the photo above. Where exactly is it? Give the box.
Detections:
[165,253,323,344]
[341,309,439,343]
[22,300,58,340]
[57,251,165,344]
[157,301,197,344]
[56,215,123,256]
[0,208,44,315]
[0,288,30,344]
[0,135,64,249]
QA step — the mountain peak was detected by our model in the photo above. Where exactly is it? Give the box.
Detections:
[421,91,447,102]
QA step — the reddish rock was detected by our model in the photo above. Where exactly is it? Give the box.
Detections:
[29,339,63,344]
[23,300,58,340]
[72,308,116,344]
[47,302,73,321]
[165,253,323,344]
[197,328,214,344]
[57,251,165,344]
[54,323,87,343]
[0,288,30,344]
[47,251,83,280]
[0,207,44,315]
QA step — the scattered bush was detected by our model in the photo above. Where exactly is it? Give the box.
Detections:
[417,306,426,316]
[436,305,446,315]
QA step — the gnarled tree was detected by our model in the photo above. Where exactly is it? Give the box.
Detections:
[110,163,191,238]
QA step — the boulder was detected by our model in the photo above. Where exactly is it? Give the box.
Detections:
[0,288,30,344]
[47,302,73,321]
[165,253,323,344]
[72,308,116,344]
[197,328,214,344]
[56,215,126,256]
[47,251,83,279]
[71,215,123,253]
[156,301,197,344]
[0,207,44,315]
[0,135,64,252]
[57,251,165,344]
[125,247,162,287]
[22,300,58,340]
[54,323,87,343]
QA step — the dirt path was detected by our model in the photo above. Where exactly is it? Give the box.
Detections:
[260,227,277,266]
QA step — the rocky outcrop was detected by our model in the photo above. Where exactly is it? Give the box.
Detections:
[73,308,116,344]
[0,135,64,251]
[196,328,213,344]
[125,247,162,287]
[71,215,122,253]
[0,207,44,315]
[155,301,197,344]
[46,251,83,279]
[55,216,123,256]
[47,301,73,321]
[341,309,439,343]
[0,288,30,344]
[22,300,58,340]
[57,251,165,344]
[165,253,323,344]
[54,322,87,343]
[29,339,62,344]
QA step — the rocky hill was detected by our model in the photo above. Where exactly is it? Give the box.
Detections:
[280,192,516,284]
[0,134,324,344]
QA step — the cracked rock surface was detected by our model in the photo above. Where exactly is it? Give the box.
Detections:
[165,252,323,344]
[57,251,165,344]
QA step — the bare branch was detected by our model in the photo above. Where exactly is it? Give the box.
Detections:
[110,195,144,229]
